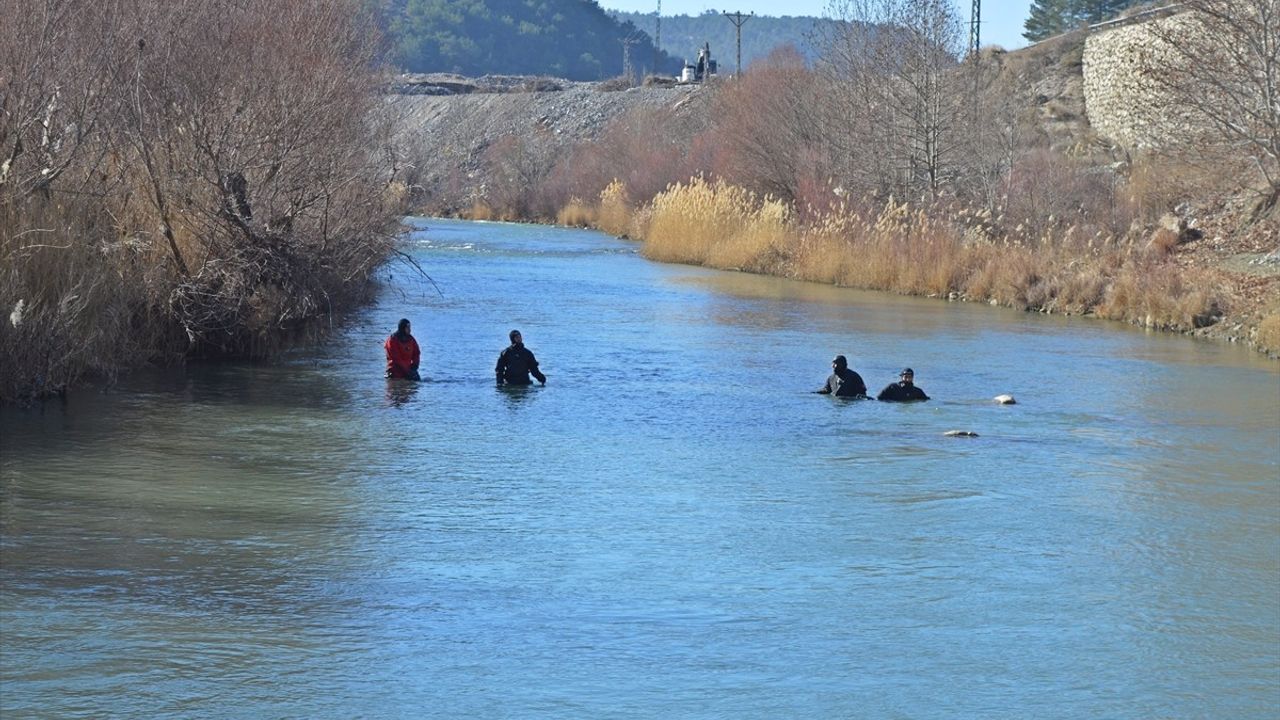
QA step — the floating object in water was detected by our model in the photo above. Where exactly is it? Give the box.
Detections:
[944,430,979,437]
[994,394,1016,405]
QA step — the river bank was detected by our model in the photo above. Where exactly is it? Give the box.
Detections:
[447,177,1280,358]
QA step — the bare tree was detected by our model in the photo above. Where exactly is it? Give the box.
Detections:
[0,0,124,203]
[1142,0,1280,206]
[952,53,1028,214]
[479,129,558,218]
[816,0,969,201]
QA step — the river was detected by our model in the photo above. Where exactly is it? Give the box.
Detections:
[2,218,1278,718]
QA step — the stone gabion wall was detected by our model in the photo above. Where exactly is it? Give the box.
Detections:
[1082,11,1202,151]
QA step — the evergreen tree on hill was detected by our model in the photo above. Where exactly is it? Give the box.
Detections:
[1023,0,1075,40]
[386,0,678,79]
[1023,0,1143,41]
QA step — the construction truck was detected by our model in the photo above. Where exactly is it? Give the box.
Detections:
[678,42,717,83]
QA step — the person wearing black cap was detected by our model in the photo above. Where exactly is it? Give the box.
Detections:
[814,355,868,398]
[495,329,546,386]
[877,368,929,402]
[384,318,421,380]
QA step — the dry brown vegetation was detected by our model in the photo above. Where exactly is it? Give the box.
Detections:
[376,0,1279,356]
[631,181,1222,331]
[433,0,1278,354]
[1,0,404,401]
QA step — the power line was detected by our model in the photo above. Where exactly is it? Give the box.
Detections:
[721,10,753,77]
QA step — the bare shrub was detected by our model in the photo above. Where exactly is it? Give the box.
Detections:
[0,0,400,401]
[596,76,634,92]
[1001,150,1130,239]
[711,46,828,204]
[480,131,557,219]
[1122,151,1254,223]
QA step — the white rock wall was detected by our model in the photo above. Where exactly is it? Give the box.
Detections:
[1082,12,1200,150]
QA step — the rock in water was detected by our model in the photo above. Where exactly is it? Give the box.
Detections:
[994,394,1016,404]
[944,430,979,437]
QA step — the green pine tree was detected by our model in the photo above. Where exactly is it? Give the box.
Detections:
[1073,0,1136,24]
[1024,0,1140,40]
[1023,0,1074,41]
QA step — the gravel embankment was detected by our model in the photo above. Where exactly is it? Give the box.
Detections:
[392,75,712,209]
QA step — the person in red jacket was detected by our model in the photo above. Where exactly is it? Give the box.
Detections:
[384,318,421,380]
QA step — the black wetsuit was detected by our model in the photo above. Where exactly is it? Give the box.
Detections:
[495,343,546,385]
[816,368,867,398]
[877,381,929,402]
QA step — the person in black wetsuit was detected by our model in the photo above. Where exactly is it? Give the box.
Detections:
[814,355,867,398]
[877,367,929,402]
[495,329,546,386]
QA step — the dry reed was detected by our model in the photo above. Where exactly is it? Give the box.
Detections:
[642,177,791,272]
[595,180,634,238]
[1257,313,1280,356]
[556,199,595,227]
[623,179,1221,336]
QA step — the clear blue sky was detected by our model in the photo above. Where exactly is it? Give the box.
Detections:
[597,0,1033,50]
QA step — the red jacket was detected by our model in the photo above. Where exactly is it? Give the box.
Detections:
[384,333,420,378]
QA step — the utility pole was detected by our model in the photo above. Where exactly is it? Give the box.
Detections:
[722,10,753,77]
[969,0,981,57]
[621,36,639,84]
[653,0,661,77]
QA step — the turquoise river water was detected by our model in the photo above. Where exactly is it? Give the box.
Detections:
[2,218,1278,718]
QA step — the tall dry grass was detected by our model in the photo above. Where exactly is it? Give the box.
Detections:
[642,177,791,272]
[619,179,1222,334]
[555,199,595,228]
[1257,312,1280,356]
[595,180,635,238]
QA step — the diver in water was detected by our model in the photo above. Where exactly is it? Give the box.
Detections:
[877,368,929,402]
[814,355,868,398]
[384,318,421,381]
[495,329,546,386]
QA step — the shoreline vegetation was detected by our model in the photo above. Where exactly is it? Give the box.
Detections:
[466,176,1253,344]
[4,0,1277,403]
[419,1,1278,360]
[1,0,405,403]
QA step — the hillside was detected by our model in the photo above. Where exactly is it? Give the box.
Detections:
[383,0,679,79]
[610,10,832,69]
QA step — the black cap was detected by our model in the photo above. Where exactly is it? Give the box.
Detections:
[398,318,411,330]
[900,368,914,376]
[510,329,522,341]
[832,355,847,368]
